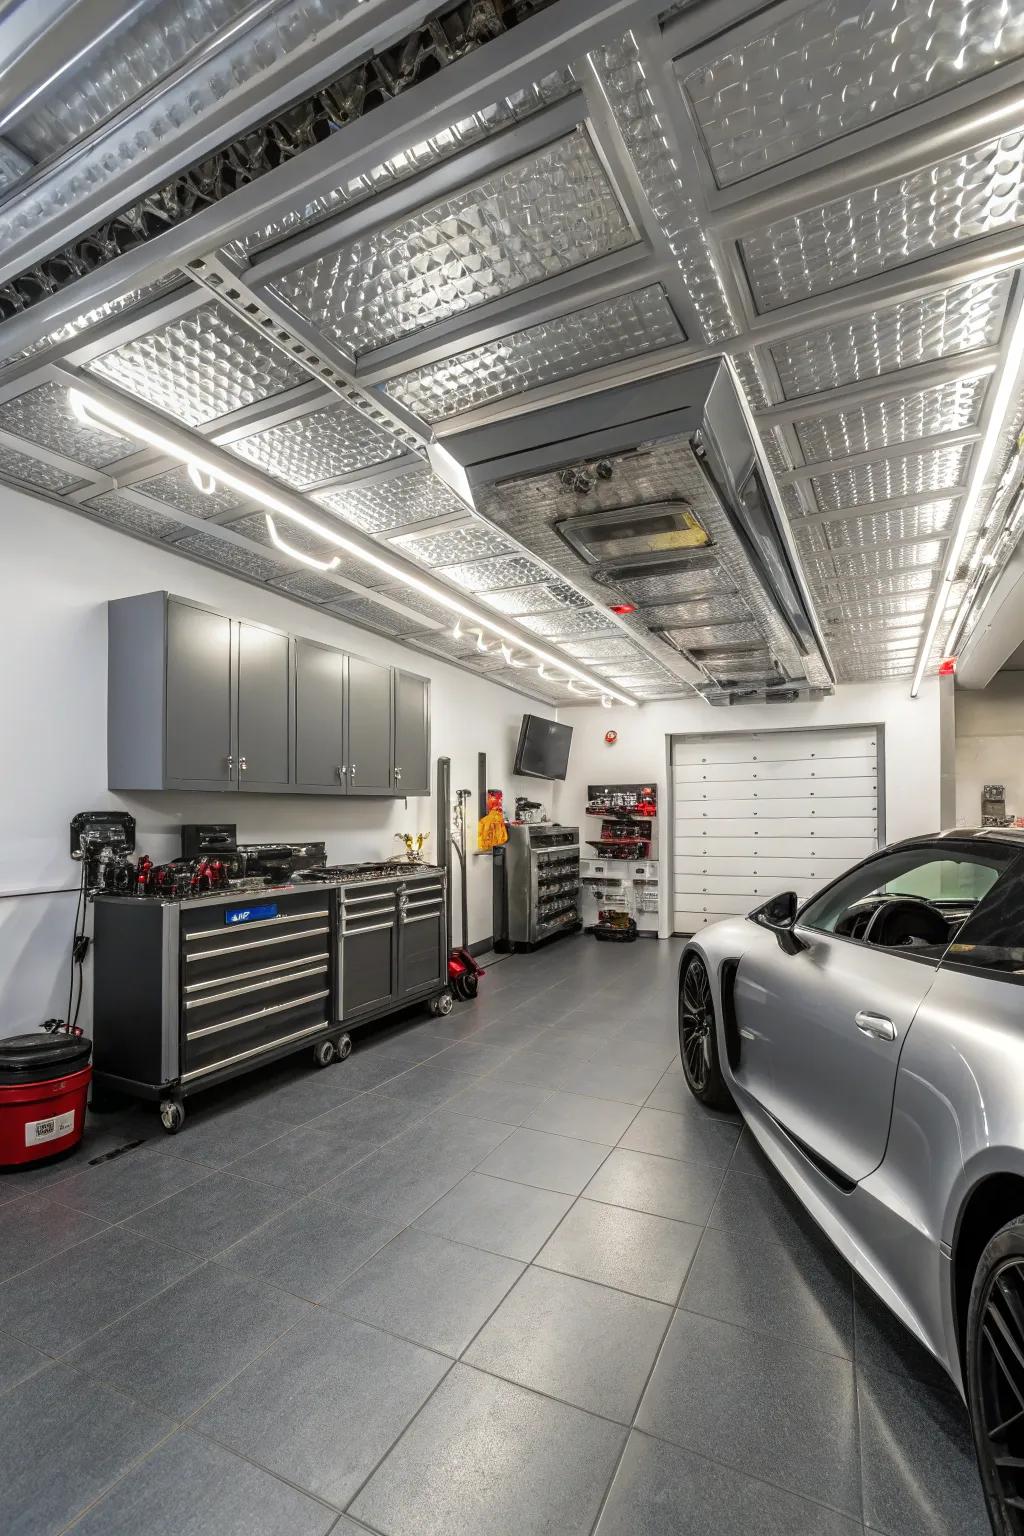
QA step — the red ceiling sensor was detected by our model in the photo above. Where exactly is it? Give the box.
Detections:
[609,601,636,615]
[938,656,957,676]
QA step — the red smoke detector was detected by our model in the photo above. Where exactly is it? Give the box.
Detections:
[938,657,957,676]
[608,602,636,616]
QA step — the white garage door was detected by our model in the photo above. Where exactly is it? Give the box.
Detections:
[671,726,880,935]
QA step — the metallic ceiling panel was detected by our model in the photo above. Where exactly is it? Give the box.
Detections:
[0,445,80,492]
[679,0,1024,188]
[758,425,792,477]
[79,491,181,540]
[0,381,135,467]
[814,500,957,550]
[592,657,675,678]
[743,128,1024,311]
[389,524,515,568]
[660,620,764,649]
[638,595,752,627]
[592,32,737,343]
[317,466,466,533]
[385,285,684,423]
[226,511,345,563]
[616,565,728,603]
[410,630,480,660]
[86,301,308,425]
[516,609,618,639]
[271,131,636,355]
[831,541,946,574]
[771,275,1012,399]
[795,378,987,463]
[813,568,937,604]
[324,596,428,637]
[134,463,247,519]
[560,636,647,660]
[0,275,186,371]
[810,444,972,511]
[820,593,931,620]
[172,531,283,580]
[269,569,348,604]
[373,584,453,623]
[479,582,591,616]
[730,352,771,411]
[624,681,688,696]
[441,554,553,592]
[229,401,401,486]
[230,70,579,260]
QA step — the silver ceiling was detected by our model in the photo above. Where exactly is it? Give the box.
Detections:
[1,0,1024,701]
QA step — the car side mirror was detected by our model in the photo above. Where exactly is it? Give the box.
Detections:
[750,891,806,955]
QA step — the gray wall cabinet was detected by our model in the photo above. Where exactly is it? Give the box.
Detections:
[108,592,430,797]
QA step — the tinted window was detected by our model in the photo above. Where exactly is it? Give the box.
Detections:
[799,843,1017,954]
[942,857,1024,977]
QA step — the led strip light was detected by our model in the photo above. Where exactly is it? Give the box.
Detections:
[67,386,636,706]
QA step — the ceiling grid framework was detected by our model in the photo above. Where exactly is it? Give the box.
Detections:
[0,0,1023,697]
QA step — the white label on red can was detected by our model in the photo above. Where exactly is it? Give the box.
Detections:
[25,1110,75,1147]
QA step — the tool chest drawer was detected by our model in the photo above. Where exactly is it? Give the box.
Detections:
[180,894,331,986]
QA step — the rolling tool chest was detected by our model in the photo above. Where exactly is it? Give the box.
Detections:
[333,867,449,1024]
[493,825,580,951]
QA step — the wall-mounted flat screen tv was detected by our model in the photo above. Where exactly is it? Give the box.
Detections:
[513,714,573,780]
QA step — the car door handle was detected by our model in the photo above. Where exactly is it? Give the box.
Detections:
[855,1010,897,1042]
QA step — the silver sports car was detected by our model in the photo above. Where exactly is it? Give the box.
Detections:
[678,828,1024,1535]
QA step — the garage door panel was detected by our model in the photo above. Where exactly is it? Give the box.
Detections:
[674,909,743,931]
[674,855,852,880]
[674,834,877,858]
[675,876,825,900]
[674,777,877,802]
[671,732,877,766]
[675,800,877,822]
[673,756,876,785]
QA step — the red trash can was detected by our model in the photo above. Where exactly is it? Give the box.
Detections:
[0,1033,92,1168]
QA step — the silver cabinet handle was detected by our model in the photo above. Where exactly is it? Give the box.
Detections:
[240,756,247,772]
[226,754,234,775]
[395,767,402,782]
[337,765,347,781]
[350,763,356,783]
[855,1010,897,1042]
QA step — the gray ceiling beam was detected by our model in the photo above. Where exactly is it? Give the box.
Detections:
[775,428,982,485]
[790,488,969,531]
[754,351,1002,427]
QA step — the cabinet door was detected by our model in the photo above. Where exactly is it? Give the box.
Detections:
[237,622,291,791]
[399,908,447,996]
[341,924,396,1017]
[394,671,430,797]
[294,638,346,791]
[346,656,394,795]
[165,599,234,788]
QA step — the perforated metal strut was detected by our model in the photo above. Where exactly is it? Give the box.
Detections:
[0,0,559,324]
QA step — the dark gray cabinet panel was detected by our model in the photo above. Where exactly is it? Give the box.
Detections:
[294,638,346,790]
[341,924,396,1017]
[394,670,430,797]
[166,599,234,789]
[400,909,446,994]
[237,622,291,791]
[347,656,394,795]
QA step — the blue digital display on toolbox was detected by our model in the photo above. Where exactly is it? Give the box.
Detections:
[225,902,279,925]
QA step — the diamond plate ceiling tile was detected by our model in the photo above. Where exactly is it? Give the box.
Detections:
[0,381,135,467]
[659,620,765,649]
[317,466,466,533]
[796,378,987,463]
[818,500,957,549]
[390,523,514,567]
[373,584,451,623]
[637,594,752,627]
[592,657,674,679]
[820,593,931,619]
[680,0,1024,188]
[0,444,80,492]
[831,541,946,575]
[271,131,636,355]
[229,400,401,485]
[80,492,182,540]
[0,276,186,372]
[743,129,1024,311]
[325,596,427,636]
[516,609,618,639]
[813,568,937,604]
[134,463,247,518]
[441,554,552,592]
[479,581,590,616]
[230,70,579,259]
[226,510,350,564]
[270,569,348,603]
[171,532,284,580]
[810,444,971,510]
[408,629,479,660]
[86,301,308,425]
[385,284,684,422]
[560,636,646,660]
[615,565,731,603]
[771,275,1011,399]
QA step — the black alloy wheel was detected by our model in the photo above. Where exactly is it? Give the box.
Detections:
[969,1227,1024,1534]
[678,956,734,1111]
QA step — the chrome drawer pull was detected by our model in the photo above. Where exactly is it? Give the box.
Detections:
[341,905,394,920]
[183,908,329,939]
[184,953,329,992]
[186,925,329,961]
[342,890,397,906]
[342,920,394,936]
[185,964,328,1009]
[403,912,441,924]
[186,989,329,1041]
[181,1021,329,1081]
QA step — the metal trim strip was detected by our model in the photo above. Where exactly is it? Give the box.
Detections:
[185,925,329,960]
[184,964,328,1009]
[182,907,329,938]
[181,1020,329,1080]
[186,988,330,1041]
[183,952,330,991]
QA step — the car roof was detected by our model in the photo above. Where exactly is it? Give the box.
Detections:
[895,827,1024,849]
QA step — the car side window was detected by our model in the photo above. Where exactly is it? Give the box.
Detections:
[942,859,1024,978]
[798,843,1017,955]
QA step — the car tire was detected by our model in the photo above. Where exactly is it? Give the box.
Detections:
[966,1214,1024,1535]
[678,954,735,1113]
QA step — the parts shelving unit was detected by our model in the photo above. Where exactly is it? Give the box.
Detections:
[582,784,659,936]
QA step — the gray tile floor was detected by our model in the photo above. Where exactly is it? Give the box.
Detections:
[0,937,989,1535]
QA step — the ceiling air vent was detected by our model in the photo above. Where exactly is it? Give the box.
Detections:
[556,502,710,569]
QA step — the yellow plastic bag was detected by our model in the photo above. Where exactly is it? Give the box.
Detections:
[477,808,508,851]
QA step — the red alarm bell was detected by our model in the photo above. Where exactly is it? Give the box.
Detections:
[605,729,618,745]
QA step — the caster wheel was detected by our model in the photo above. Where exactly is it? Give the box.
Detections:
[462,974,479,1001]
[431,990,454,1017]
[337,1035,353,1062]
[313,1039,336,1068]
[159,1099,185,1135]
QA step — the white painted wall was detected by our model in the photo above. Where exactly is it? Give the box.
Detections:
[554,680,943,937]
[954,671,1024,827]
[0,487,544,1037]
